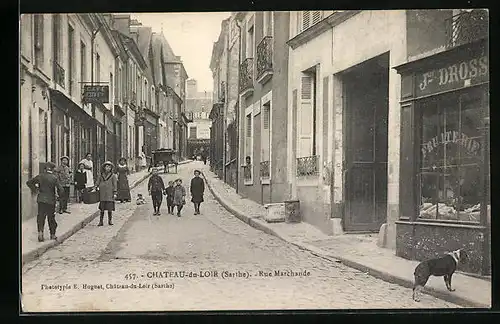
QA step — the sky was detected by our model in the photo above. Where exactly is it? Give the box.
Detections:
[130,12,231,93]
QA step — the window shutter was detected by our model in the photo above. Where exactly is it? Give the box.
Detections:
[246,114,252,137]
[302,11,311,31]
[299,75,314,157]
[263,106,270,129]
[312,11,322,24]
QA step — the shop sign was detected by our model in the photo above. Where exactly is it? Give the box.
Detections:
[416,55,488,97]
[421,130,481,158]
[83,85,109,103]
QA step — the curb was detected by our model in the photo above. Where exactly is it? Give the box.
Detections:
[22,172,151,267]
[203,171,488,309]
[23,160,195,266]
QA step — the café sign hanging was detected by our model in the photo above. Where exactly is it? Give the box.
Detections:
[83,85,110,103]
[416,54,488,98]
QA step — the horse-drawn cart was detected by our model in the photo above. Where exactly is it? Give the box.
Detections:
[152,148,178,173]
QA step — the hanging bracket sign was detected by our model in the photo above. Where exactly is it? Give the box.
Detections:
[83,85,110,103]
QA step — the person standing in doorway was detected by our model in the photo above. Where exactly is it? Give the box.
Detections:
[55,156,72,214]
[173,179,186,217]
[116,157,131,203]
[96,161,117,226]
[190,170,205,215]
[79,153,95,190]
[74,162,87,203]
[26,162,63,242]
[148,167,165,216]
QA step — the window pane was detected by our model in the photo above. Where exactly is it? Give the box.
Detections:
[418,92,484,222]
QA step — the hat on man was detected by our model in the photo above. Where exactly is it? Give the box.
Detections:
[45,161,56,170]
[60,156,70,162]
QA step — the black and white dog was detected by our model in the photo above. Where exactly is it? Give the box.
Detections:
[412,248,468,302]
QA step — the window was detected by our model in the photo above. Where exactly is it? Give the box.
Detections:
[52,14,64,87]
[298,73,316,158]
[96,53,100,83]
[261,102,271,179]
[68,24,75,95]
[299,11,324,33]
[110,72,114,105]
[247,24,255,58]
[80,41,86,85]
[34,14,44,67]
[417,90,487,223]
[263,11,273,37]
[189,126,197,139]
[116,66,120,100]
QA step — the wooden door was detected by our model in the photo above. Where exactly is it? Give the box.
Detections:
[344,69,388,232]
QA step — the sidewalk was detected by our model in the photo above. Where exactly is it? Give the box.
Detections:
[201,165,491,308]
[21,160,192,266]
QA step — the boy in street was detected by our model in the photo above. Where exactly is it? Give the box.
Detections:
[173,179,186,217]
[164,180,175,215]
[26,162,63,242]
[55,156,72,214]
[148,167,165,216]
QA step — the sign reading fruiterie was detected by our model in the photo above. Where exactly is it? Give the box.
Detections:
[83,85,109,103]
[416,54,489,98]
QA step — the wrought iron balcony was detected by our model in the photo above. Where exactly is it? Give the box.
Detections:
[239,58,254,97]
[260,160,270,179]
[296,155,319,177]
[243,163,252,181]
[445,9,488,49]
[256,36,273,84]
[54,61,65,88]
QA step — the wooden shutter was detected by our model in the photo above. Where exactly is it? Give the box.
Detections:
[299,75,314,158]
[263,105,270,129]
[312,11,322,24]
[301,11,311,32]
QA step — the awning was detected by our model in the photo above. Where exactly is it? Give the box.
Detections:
[48,89,95,126]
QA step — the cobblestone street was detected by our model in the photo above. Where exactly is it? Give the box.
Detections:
[21,162,460,311]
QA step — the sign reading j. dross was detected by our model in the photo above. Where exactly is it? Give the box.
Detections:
[416,54,489,98]
[83,85,109,103]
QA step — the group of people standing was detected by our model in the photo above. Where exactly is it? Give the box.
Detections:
[25,153,135,241]
[26,151,206,242]
[147,169,205,217]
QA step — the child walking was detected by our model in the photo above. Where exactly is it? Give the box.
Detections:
[74,162,87,203]
[96,161,117,226]
[164,180,175,215]
[172,179,186,217]
[148,167,165,216]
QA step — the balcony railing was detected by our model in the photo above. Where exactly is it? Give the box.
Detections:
[54,61,65,88]
[296,155,319,177]
[256,36,273,83]
[260,160,270,179]
[445,9,488,49]
[239,58,254,95]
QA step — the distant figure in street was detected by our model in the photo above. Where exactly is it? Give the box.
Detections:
[139,149,147,170]
[116,157,131,203]
[26,162,63,242]
[96,161,117,226]
[55,156,72,214]
[164,180,175,215]
[173,178,186,217]
[201,149,207,165]
[190,170,205,215]
[74,162,87,203]
[148,167,165,216]
[79,153,95,189]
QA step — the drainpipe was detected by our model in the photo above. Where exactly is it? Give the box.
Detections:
[235,18,242,194]
[90,14,103,177]
[225,22,231,185]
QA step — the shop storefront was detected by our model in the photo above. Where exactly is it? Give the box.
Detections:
[394,39,490,275]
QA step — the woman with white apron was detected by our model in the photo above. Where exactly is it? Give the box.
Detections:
[79,153,95,189]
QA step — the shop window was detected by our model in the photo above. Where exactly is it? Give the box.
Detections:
[418,90,487,223]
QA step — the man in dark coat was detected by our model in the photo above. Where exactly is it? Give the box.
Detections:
[190,170,205,215]
[26,162,63,242]
[148,167,165,216]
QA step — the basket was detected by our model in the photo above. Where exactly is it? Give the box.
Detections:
[83,189,99,204]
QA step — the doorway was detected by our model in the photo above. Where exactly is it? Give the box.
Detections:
[343,53,389,232]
